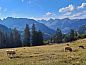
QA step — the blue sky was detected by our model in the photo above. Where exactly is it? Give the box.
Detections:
[0,0,86,20]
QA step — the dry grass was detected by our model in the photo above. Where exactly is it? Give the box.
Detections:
[0,39,86,65]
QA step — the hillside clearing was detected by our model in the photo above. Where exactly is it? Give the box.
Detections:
[0,39,86,65]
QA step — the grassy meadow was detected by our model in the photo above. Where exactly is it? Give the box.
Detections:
[0,39,86,65]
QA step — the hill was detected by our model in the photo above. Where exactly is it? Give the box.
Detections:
[0,38,86,65]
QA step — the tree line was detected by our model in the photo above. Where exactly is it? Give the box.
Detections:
[50,28,86,44]
[0,23,44,48]
[0,23,86,48]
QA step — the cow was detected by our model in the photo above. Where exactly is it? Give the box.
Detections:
[79,45,84,49]
[65,47,72,52]
[6,50,16,58]
[64,44,72,52]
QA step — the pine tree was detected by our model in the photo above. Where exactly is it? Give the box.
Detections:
[50,36,53,43]
[63,34,70,42]
[0,30,7,48]
[69,29,75,41]
[4,33,8,48]
[0,30,4,48]
[53,28,63,43]
[13,28,22,47]
[23,24,30,46]
[31,23,44,46]
[74,31,79,40]
[31,23,37,46]
[37,30,44,45]
[8,30,14,47]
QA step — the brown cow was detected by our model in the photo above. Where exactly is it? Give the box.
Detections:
[6,50,16,58]
[79,45,84,49]
[65,44,72,52]
[65,47,72,52]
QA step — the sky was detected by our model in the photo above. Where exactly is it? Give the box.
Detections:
[0,0,86,20]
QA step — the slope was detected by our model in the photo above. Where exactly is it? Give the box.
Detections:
[0,38,86,65]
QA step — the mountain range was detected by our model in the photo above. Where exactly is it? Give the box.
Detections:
[0,17,55,35]
[38,18,86,33]
[0,17,86,37]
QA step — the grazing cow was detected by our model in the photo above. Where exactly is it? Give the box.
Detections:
[6,50,16,58]
[79,46,84,49]
[65,47,72,52]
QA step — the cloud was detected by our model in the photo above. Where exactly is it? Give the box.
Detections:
[31,12,57,20]
[58,11,86,19]
[59,4,75,13]
[63,12,71,16]
[45,12,57,17]
[71,11,86,18]
[78,3,86,9]
[29,17,49,20]
[46,12,53,16]
[44,12,57,19]
[59,3,86,13]
[58,3,86,19]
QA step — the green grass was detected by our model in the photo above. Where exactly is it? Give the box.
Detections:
[0,38,86,65]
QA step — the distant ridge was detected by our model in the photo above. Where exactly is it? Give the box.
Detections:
[0,17,55,35]
[38,18,86,33]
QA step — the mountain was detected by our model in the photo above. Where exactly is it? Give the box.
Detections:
[0,17,86,35]
[38,18,86,33]
[0,17,55,35]
[78,25,86,34]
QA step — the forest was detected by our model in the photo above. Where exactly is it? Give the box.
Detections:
[0,22,86,48]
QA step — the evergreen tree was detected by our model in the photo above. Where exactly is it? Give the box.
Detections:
[0,30,7,48]
[50,35,53,43]
[0,30,4,48]
[13,28,22,47]
[78,25,86,34]
[23,24,30,46]
[31,23,44,46]
[52,34,56,43]
[1,32,6,48]
[69,29,75,41]
[8,30,14,47]
[74,31,79,40]
[37,30,44,45]
[63,34,70,42]
[4,33,8,48]
[63,30,79,43]
[31,23,37,46]
[53,28,63,43]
